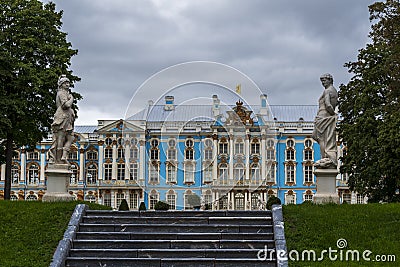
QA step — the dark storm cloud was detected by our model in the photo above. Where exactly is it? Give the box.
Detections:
[43,0,374,124]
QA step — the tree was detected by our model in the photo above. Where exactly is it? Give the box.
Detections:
[338,0,400,202]
[0,0,81,200]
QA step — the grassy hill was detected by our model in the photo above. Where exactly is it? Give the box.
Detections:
[284,203,400,266]
[0,201,110,267]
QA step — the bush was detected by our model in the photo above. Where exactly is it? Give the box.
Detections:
[118,199,129,211]
[266,195,281,210]
[154,201,169,210]
[187,194,201,209]
[139,202,146,211]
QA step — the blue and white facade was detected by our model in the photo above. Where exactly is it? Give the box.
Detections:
[0,94,360,208]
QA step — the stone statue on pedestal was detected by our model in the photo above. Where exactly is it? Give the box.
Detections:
[312,73,338,169]
[49,75,75,164]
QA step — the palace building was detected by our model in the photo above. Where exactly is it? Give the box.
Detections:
[0,94,363,209]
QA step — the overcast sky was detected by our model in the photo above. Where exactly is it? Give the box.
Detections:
[43,0,375,125]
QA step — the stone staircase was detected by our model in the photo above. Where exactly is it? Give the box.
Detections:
[63,209,282,267]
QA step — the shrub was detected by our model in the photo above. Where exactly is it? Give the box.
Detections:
[154,201,169,210]
[118,199,129,211]
[266,195,281,210]
[187,194,201,209]
[139,202,146,211]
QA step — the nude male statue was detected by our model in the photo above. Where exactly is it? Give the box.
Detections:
[312,73,338,169]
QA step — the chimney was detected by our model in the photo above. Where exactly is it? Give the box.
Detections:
[260,94,268,115]
[212,94,220,117]
[164,96,174,111]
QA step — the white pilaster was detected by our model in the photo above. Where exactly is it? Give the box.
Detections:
[212,137,218,183]
[21,149,26,182]
[139,139,145,182]
[112,141,117,179]
[1,164,6,180]
[98,141,104,180]
[79,147,84,181]
[261,133,266,180]
[40,147,46,182]
[245,133,250,180]
[125,143,130,179]
[244,191,248,210]
[229,133,234,181]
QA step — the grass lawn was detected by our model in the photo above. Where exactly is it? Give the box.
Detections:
[284,203,400,266]
[0,201,110,267]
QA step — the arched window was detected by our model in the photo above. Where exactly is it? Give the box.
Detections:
[285,191,296,205]
[86,163,97,184]
[166,190,176,210]
[27,164,39,185]
[10,194,18,201]
[185,138,194,160]
[304,139,314,161]
[85,194,96,203]
[219,195,228,210]
[251,193,260,210]
[304,190,314,202]
[286,139,295,161]
[204,138,213,160]
[150,139,159,160]
[70,164,78,185]
[11,164,20,184]
[105,138,113,146]
[26,194,38,201]
[149,190,159,210]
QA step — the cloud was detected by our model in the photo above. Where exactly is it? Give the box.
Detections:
[43,0,375,125]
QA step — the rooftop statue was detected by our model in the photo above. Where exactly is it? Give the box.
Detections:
[312,73,338,169]
[49,75,75,164]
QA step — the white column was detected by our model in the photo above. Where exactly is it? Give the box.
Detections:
[21,149,26,182]
[229,133,234,182]
[1,164,6,180]
[261,133,266,180]
[112,141,117,179]
[227,191,231,210]
[245,133,250,180]
[40,147,46,183]
[249,192,252,210]
[125,143,130,180]
[111,190,116,210]
[215,191,219,210]
[212,137,218,183]
[231,191,235,210]
[244,191,248,210]
[79,147,84,182]
[139,139,145,182]
[98,141,104,181]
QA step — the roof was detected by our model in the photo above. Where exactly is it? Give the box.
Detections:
[127,105,318,122]
[74,125,98,133]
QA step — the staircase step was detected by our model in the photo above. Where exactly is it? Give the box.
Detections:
[69,248,276,259]
[72,240,275,249]
[85,210,272,217]
[78,223,273,233]
[75,232,274,241]
[82,216,272,225]
[66,257,276,267]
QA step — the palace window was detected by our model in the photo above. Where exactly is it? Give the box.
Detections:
[235,139,244,155]
[131,138,138,146]
[168,148,176,160]
[251,163,261,182]
[129,193,139,209]
[234,193,245,210]
[285,163,295,184]
[117,163,125,180]
[10,195,18,201]
[251,139,260,155]
[251,193,260,210]
[105,138,113,146]
[87,150,98,160]
[234,163,244,183]
[203,191,212,207]
[130,147,138,159]
[150,139,159,160]
[286,139,295,161]
[117,138,124,146]
[27,164,39,185]
[218,139,228,155]
[342,193,351,204]
[204,149,213,160]
[167,164,177,183]
[304,191,313,202]
[117,148,125,159]
[184,163,195,183]
[103,193,111,207]
[304,139,313,161]
[304,164,313,183]
[11,164,20,184]
[185,138,194,160]
[12,150,20,160]
[70,164,78,185]
[149,163,159,183]
[149,191,159,210]
[104,163,112,180]
[104,148,112,159]
[267,163,276,183]
[129,163,138,180]
[285,191,296,205]
[68,151,78,160]
[86,164,98,184]
[116,193,125,208]
[27,151,39,161]
[356,194,365,204]
[203,165,213,183]
[26,194,38,201]
[85,194,96,203]
[166,191,176,210]
[219,195,228,210]
[218,163,228,184]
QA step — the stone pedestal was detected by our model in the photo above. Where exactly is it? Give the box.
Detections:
[313,168,340,204]
[42,163,75,202]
